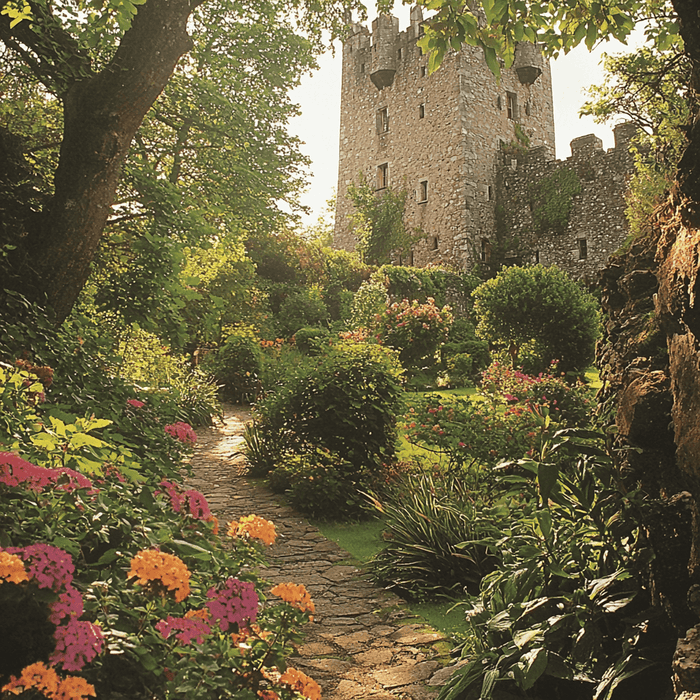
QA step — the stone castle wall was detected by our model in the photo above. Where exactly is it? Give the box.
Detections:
[334,9,634,280]
[495,123,637,282]
[334,8,556,269]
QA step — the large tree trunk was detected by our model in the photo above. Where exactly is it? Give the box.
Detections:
[1,0,197,322]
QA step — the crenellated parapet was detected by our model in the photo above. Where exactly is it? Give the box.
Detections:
[495,122,637,281]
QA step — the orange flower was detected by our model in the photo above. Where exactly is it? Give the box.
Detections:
[228,515,276,546]
[128,550,191,602]
[270,582,315,616]
[279,667,321,700]
[55,676,97,699]
[2,662,60,696]
[184,608,211,621]
[207,516,220,535]
[0,551,29,584]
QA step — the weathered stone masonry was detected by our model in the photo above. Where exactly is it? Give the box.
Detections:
[334,7,636,280]
[496,123,637,282]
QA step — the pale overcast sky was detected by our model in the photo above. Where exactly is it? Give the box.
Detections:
[289,9,638,226]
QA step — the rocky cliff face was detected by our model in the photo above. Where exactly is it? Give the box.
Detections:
[598,186,700,696]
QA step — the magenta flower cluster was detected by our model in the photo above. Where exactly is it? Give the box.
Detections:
[164,422,197,446]
[7,543,75,591]
[50,617,104,672]
[206,578,259,632]
[4,544,103,671]
[159,480,212,521]
[0,452,93,493]
[156,615,211,645]
[127,398,145,408]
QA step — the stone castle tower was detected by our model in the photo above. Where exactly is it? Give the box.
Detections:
[333,7,635,278]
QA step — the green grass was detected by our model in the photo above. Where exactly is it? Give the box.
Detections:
[412,599,471,638]
[316,518,386,562]
[315,515,472,639]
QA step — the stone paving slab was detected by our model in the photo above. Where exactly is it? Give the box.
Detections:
[188,405,454,700]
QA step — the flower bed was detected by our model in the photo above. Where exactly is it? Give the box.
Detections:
[0,363,318,699]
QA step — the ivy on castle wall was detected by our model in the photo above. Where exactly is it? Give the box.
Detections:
[529,167,582,234]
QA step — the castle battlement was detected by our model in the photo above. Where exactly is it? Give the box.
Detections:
[333,9,632,280]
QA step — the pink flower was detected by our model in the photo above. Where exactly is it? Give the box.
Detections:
[159,481,212,521]
[164,422,197,446]
[206,578,258,632]
[6,544,74,591]
[127,399,145,408]
[160,480,184,513]
[156,615,211,645]
[50,618,103,672]
[184,490,212,521]
[0,453,93,493]
[48,586,84,624]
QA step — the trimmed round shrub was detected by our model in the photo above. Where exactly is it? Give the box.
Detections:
[472,264,600,374]
[254,342,404,472]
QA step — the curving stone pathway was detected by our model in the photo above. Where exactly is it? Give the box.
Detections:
[187,405,454,700]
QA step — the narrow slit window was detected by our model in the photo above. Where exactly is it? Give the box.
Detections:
[377,163,388,190]
[377,107,389,134]
[419,103,425,119]
[419,180,428,202]
[431,236,439,251]
[480,238,491,263]
[421,65,427,77]
[578,238,588,260]
[398,48,402,59]
[506,91,518,120]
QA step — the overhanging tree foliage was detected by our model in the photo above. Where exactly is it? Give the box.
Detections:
[0,0,365,323]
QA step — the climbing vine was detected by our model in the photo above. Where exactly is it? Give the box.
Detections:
[347,174,418,266]
[529,167,582,234]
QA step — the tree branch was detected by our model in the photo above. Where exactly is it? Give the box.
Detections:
[0,0,93,94]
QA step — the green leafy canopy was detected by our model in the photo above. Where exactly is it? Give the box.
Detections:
[415,0,679,77]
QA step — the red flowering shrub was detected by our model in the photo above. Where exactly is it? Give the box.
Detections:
[377,297,452,370]
[480,361,594,427]
[405,395,543,473]
[164,421,197,446]
[404,364,594,475]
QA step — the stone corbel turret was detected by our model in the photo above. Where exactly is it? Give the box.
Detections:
[513,42,543,85]
[370,14,399,90]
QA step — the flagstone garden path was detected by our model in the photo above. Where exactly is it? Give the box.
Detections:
[187,404,455,700]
